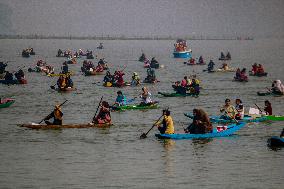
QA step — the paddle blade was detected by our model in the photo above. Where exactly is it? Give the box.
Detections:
[50,85,56,89]
[140,133,147,139]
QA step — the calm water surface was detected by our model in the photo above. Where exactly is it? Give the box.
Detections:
[0,39,283,188]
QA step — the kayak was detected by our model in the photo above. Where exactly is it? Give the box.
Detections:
[155,122,246,139]
[103,82,131,88]
[111,102,158,111]
[265,115,284,121]
[0,98,15,108]
[184,62,206,65]
[47,72,74,77]
[257,91,283,96]
[0,79,27,85]
[19,122,112,129]
[219,57,231,61]
[158,92,198,97]
[84,70,104,76]
[267,136,284,147]
[233,77,248,82]
[249,71,268,77]
[184,113,267,123]
[216,68,235,72]
[55,87,76,92]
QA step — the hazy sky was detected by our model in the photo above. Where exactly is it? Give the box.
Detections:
[1,0,284,38]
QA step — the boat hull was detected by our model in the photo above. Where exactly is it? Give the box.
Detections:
[0,98,15,108]
[158,92,198,97]
[173,51,192,58]
[156,122,246,139]
[19,123,112,129]
[112,102,158,111]
[184,113,268,123]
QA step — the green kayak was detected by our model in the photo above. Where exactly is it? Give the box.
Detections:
[0,98,15,108]
[265,115,284,121]
[111,102,158,111]
[158,92,198,97]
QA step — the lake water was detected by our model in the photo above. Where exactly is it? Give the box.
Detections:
[0,38,283,188]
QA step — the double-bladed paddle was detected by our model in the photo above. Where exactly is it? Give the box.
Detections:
[38,100,68,124]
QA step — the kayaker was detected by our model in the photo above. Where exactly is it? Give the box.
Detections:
[57,75,66,89]
[145,67,156,83]
[114,91,127,106]
[280,128,284,138]
[65,75,73,88]
[44,104,63,125]
[15,69,25,81]
[220,99,237,120]
[189,78,200,95]
[221,63,229,70]
[226,52,231,59]
[61,62,68,74]
[131,72,140,86]
[240,68,248,80]
[271,80,284,95]
[198,56,204,64]
[150,57,159,68]
[207,60,215,71]
[251,63,258,74]
[235,99,244,120]
[184,109,213,134]
[103,71,113,87]
[264,100,272,115]
[189,57,195,64]
[155,109,174,134]
[57,49,63,57]
[0,62,7,74]
[140,87,153,105]
[114,70,125,87]
[220,52,225,59]
[257,64,265,74]
[93,101,111,124]
[235,68,241,78]
[95,64,104,72]
[139,53,146,62]
[4,71,14,81]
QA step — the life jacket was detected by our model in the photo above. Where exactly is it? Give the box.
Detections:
[164,115,174,134]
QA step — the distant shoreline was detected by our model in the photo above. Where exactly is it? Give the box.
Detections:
[0,35,253,40]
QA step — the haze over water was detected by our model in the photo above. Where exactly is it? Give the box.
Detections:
[0,1,284,189]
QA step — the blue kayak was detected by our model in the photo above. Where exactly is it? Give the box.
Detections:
[267,136,284,147]
[184,113,267,124]
[155,122,246,139]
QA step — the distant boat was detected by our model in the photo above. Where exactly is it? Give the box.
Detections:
[173,39,192,58]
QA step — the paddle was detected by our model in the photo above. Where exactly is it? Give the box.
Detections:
[224,110,239,124]
[254,103,263,114]
[38,100,68,124]
[140,108,168,139]
[92,96,104,121]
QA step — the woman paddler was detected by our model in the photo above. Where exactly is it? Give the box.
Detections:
[155,109,174,134]
[220,99,237,120]
[184,109,213,134]
[140,87,153,105]
[44,104,63,125]
[93,101,111,124]
[114,91,127,106]
[235,99,244,120]
[264,100,272,115]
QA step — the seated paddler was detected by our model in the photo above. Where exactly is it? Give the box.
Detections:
[220,98,237,120]
[155,109,175,134]
[44,104,63,125]
[93,101,111,124]
[184,109,213,134]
